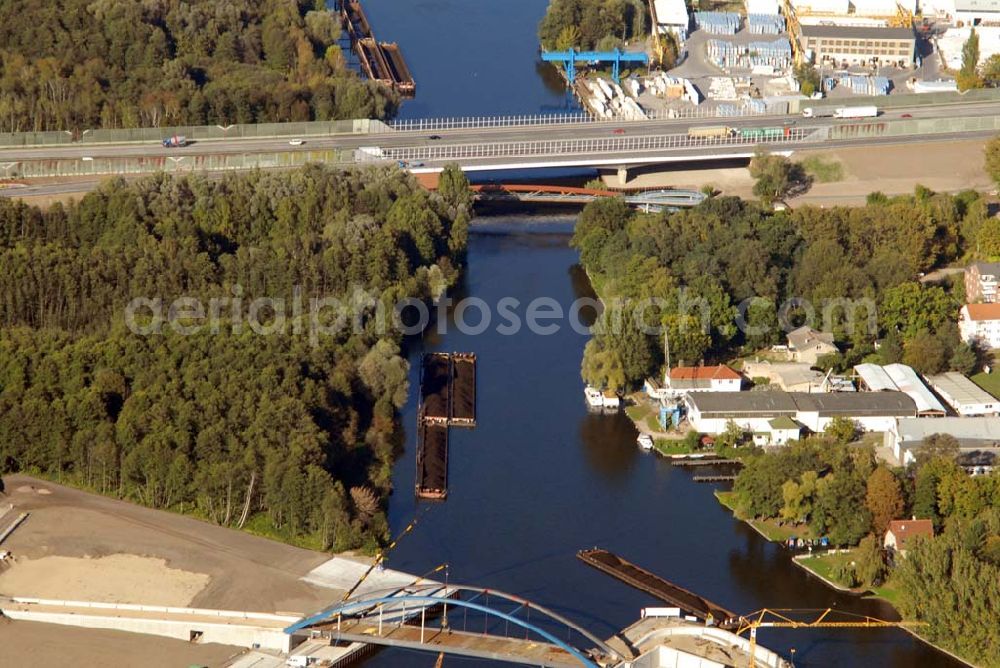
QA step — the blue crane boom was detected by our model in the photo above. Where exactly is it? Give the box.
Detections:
[540,48,649,84]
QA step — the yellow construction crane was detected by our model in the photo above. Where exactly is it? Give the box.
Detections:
[783,0,805,65]
[734,608,927,667]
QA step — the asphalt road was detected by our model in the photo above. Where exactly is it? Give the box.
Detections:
[1,99,998,163]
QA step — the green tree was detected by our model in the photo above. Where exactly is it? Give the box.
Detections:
[853,534,887,587]
[902,329,947,375]
[825,417,859,445]
[986,135,1000,188]
[958,29,984,91]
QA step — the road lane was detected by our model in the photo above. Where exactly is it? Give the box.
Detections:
[1,100,999,163]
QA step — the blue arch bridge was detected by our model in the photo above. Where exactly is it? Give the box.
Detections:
[284,583,626,668]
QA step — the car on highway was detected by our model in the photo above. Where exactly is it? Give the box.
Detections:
[613,128,625,135]
[901,113,912,118]
[428,135,442,140]
[289,139,305,146]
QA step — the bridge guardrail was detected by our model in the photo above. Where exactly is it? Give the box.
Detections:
[0,119,388,149]
[0,149,355,179]
[383,106,779,133]
[378,128,817,161]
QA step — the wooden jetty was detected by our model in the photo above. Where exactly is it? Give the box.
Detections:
[692,475,737,482]
[670,458,741,468]
[578,549,738,626]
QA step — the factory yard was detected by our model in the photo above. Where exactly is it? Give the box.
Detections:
[0,474,373,667]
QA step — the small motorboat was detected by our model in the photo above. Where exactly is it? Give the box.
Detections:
[584,386,604,409]
[637,434,654,451]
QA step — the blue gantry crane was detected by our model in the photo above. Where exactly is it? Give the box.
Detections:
[540,48,649,84]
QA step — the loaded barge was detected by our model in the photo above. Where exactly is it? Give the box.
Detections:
[415,352,478,499]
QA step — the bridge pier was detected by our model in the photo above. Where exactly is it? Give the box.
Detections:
[616,166,629,187]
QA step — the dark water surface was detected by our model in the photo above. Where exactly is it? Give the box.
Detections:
[360,220,957,667]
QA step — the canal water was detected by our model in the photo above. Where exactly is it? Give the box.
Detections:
[362,219,957,667]
[349,3,960,666]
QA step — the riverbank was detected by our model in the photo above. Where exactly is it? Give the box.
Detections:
[713,490,985,667]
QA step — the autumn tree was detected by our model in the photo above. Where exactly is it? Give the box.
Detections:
[866,466,905,535]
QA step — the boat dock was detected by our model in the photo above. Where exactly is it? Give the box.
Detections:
[415,352,478,499]
[577,549,738,627]
[692,475,737,482]
[669,458,741,468]
[337,1,416,96]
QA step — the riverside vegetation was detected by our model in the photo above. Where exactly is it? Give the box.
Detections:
[571,191,1000,666]
[0,164,473,552]
[0,0,397,132]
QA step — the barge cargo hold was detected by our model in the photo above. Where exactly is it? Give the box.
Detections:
[421,352,452,421]
[416,421,449,499]
[450,353,477,427]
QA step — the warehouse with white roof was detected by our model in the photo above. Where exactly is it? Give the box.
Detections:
[885,416,1000,465]
[926,372,1000,416]
[854,363,947,416]
[654,0,691,40]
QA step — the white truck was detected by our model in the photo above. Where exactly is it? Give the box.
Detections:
[802,106,878,119]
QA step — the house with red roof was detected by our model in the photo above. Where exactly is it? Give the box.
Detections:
[883,519,934,557]
[664,365,743,397]
[959,302,1000,349]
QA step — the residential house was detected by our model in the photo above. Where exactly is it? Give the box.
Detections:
[786,326,838,365]
[884,519,933,557]
[743,360,840,393]
[966,262,1000,303]
[664,366,743,397]
[752,416,803,447]
[959,303,1000,349]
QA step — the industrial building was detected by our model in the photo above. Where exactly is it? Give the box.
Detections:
[925,372,1000,416]
[653,0,691,40]
[925,0,1000,23]
[854,363,947,416]
[885,416,1000,465]
[798,24,916,65]
[684,390,916,435]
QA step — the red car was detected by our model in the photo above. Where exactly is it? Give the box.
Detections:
[901,113,912,118]
[613,128,625,135]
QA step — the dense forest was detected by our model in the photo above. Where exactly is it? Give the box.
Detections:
[729,432,1000,666]
[0,164,473,550]
[538,0,649,50]
[0,0,397,132]
[573,189,987,391]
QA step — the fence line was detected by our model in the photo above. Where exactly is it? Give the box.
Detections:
[378,128,815,161]
[383,105,780,133]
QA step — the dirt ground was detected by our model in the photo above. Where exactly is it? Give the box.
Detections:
[606,138,993,207]
[790,138,994,206]
[0,617,243,668]
[0,474,360,667]
[0,553,209,606]
[0,475,339,613]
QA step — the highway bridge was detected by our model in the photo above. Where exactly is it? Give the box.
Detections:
[0,99,999,183]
